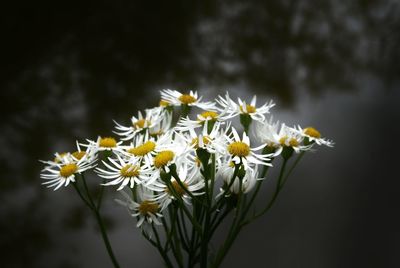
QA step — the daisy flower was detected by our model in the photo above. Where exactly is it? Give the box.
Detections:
[40,152,71,167]
[217,93,275,122]
[148,109,173,138]
[40,156,96,191]
[121,131,173,165]
[295,126,334,147]
[277,125,312,154]
[253,118,285,156]
[160,89,216,110]
[143,131,191,174]
[95,155,153,190]
[225,127,272,170]
[115,186,163,228]
[218,161,260,195]
[83,136,124,155]
[177,121,228,155]
[148,163,204,209]
[113,109,163,141]
[70,141,98,164]
[253,119,312,156]
[176,109,227,131]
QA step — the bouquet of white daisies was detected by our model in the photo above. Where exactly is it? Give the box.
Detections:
[40,90,333,268]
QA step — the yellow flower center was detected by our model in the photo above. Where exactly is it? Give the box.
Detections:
[128,141,156,156]
[153,150,175,168]
[54,152,68,163]
[138,200,159,215]
[159,99,170,107]
[240,104,256,114]
[166,180,188,197]
[304,127,321,138]
[133,119,149,129]
[120,164,140,177]
[279,136,288,145]
[289,138,299,147]
[198,111,218,120]
[99,137,117,148]
[178,94,196,104]
[191,136,211,148]
[72,151,86,160]
[279,136,299,147]
[228,142,250,157]
[59,163,78,178]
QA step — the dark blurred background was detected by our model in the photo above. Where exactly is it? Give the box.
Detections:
[1,0,400,267]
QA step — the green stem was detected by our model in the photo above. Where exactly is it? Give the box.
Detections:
[80,175,120,268]
[147,226,174,268]
[243,159,288,226]
[213,178,244,268]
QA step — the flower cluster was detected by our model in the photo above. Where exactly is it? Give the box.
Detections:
[40,90,333,229]
[40,89,334,268]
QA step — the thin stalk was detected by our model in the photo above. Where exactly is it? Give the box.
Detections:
[243,158,288,225]
[147,226,174,268]
[80,174,120,268]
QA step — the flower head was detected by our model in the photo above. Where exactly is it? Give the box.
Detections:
[115,187,163,228]
[225,127,272,170]
[95,155,153,190]
[217,93,275,122]
[161,89,216,110]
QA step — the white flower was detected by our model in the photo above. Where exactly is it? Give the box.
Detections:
[113,109,164,141]
[160,89,216,110]
[40,156,96,191]
[225,127,272,170]
[176,109,229,131]
[296,126,334,147]
[277,125,312,153]
[217,93,275,122]
[120,132,160,164]
[143,131,191,174]
[95,155,153,191]
[253,119,312,155]
[83,136,124,154]
[218,161,260,195]
[115,187,163,228]
[148,163,204,209]
[177,121,228,155]
[148,108,173,137]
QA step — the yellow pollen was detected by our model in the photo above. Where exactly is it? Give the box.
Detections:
[279,136,288,145]
[138,200,159,215]
[128,141,156,156]
[59,163,78,178]
[166,180,188,197]
[99,137,117,148]
[199,111,218,120]
[304,127,321,138]
[178,94,196,104]
[228,142,250,157]
[72,151,86,160]
[289,138,299,147]
[191,136,211,148]
[240,104,256,114]
[133,119,149,129]
[120,164,140,177]
[159,99,170,107]
[54,152,68,163]
[154,150,175,168]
